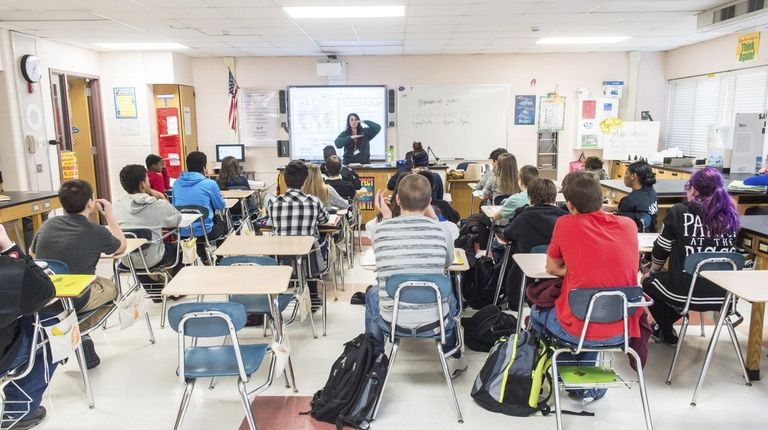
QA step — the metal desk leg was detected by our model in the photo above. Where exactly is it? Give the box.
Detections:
[126,258,155,344]
[515,275,527,333]
[296,256,318,339]
[691,292,735,406]
[493,245,511,306]
[241,198,255,232]
[64,298,95,409]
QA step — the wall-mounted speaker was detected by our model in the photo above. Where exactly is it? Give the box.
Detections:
[278,89,288,130]
[387,88,396,127]
[277,140,290,158]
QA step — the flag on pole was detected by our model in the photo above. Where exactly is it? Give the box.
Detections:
[227,68,239,131]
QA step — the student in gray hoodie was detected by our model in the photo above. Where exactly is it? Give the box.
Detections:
[114,164,182,274]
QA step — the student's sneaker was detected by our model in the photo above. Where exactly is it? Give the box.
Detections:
[2,406,47,430]
[568,388,607,406]
[81,336,101,369]
[651,323,679,346]
[446,355,468,379]
[310,295,322,313]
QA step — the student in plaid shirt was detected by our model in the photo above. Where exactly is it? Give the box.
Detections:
[268,160,329,303]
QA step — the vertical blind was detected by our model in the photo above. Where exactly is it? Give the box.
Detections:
[664,68,768,157]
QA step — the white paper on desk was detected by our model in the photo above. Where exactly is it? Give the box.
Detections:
[638,233,658,250]
[270,332,291,377]
[297,286,310,322]
[43,311,81,363]
[361,249,376,266]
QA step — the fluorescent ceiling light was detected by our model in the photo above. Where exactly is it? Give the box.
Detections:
[284,6,405,18]
[94,42,189,50]
[536,36,629,45]
[319,40,402,47]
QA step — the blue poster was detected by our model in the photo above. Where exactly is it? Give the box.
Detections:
[514,95,536,125]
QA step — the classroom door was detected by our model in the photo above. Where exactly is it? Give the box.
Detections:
[67,77,98,194]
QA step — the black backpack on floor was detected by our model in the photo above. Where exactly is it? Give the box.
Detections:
[465,255,501,309]
[308,333,388,429]
[461,304,517,352]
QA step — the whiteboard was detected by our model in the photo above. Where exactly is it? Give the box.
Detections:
[397,85,509,159]
[602,121,661,161]
[288,86,387,161]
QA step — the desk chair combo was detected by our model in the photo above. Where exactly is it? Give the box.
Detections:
[0,314,41,429]
[373,274,464,424]
[175,205,218,265]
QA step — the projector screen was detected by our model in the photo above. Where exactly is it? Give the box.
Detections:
[288,85,387,162]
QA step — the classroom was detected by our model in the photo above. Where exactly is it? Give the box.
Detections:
[1,1,768,429]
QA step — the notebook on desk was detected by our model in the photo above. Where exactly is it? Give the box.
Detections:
[0,195,10,202]
[51,274,96,297]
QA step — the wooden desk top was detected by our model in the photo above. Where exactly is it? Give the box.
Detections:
[221,190,255,199]
[481,205,501,218]
[512,253,556,279]
[214,234,315,256]
[700,270,768,303]
[361,248,469,272]
[0,191,59,209]
[224,198,238,209]
[100,238,147,260]
[740,215,768,238]
[162,265,293,296]
[179,213,202,229]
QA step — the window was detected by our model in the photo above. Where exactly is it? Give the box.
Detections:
[664,67,768,157]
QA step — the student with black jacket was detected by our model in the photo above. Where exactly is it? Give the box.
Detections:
[417,170,460,223]
[615,161,658,232]
[501,178,568,307]
[320,146,362,190]
[0,224,58,429]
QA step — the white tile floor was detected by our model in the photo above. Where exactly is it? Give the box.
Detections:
[38,249,768,430]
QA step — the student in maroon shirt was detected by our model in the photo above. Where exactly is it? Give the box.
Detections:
[145,154,170,197]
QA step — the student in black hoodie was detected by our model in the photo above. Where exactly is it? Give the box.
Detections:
[320,146,362,190]
[417,170,460,223]
[501,178,568,307]
[615,161,658,232]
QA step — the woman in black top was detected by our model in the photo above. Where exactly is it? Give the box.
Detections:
[616,161,658,232]
[641,167,740,344]
[334,113,381,164]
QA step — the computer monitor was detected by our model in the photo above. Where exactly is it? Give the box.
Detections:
[215,144,245,162]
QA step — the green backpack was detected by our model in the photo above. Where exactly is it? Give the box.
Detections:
[471,331,552,416]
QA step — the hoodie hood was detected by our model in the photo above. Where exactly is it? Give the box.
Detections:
[175,172,206,187]
[117,193,160,215]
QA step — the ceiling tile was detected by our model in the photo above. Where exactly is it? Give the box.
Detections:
[596,1,732,13]
[151,7,227,20]
[215,7,286,19]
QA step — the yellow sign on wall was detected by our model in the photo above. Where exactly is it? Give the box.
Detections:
[737,32,760,63]
[60,151,79,180]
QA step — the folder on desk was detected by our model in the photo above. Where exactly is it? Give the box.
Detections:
[453,250,464,266]
[51,275,96,297]
[0,194,10,202]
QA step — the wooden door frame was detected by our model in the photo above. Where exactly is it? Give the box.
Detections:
[48,70,110,202]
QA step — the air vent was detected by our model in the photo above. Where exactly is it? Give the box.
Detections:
[698,0,768,32]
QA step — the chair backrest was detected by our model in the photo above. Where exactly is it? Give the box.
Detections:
[123,228,155,251]
[385,274,452,304]
[456,162,473,171]
[569,287,643,323]
[530,244,549,254]
[493,194,510,205]
[683,252,744,274]
[35,259,69,274]
[218,255,277,267]
[168,302,247,336]
[175,205,210,237]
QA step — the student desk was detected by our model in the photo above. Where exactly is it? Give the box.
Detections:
[161,265,297,394]
[0,191,62,249]
[222,189,256,231]
[213,235,325,337]
[318,214,345,295]
[446,178,477,219]
[693,270,768,404]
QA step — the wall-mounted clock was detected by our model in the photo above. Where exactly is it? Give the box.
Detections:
[20,54,42,83]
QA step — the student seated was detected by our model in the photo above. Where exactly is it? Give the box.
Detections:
[172,151,227,263]
[641,168,739,345]
[530,171,641,403]
[114,164,183,293]
[584,156,608,180]
[501,178,568,307]
[615,161,658,232]
[145,154,170,197]
[743,158,768,186]
[387,149,444,201]
[216,155,249,190]
[416,170,460,223]
[302,163,350,210]
[365,174,466,376]
[325,155,364,201]
[482,152,519,204]
[268,160,330,303]
[474,148,507,191]
[30,179,126,369]
[0,224,58,430]
[320,146,362,191]
[493,164,538,222]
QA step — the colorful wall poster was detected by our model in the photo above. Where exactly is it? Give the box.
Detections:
[737,32,760,63]
[514,95,536,125]
[113,87,137,119]
[359,176,375,210]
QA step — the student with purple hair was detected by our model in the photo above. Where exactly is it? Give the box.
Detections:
[640,168,740,345]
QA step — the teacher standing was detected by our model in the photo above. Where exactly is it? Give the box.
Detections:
[334,113,381,165]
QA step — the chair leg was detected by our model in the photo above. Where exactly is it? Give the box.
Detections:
[286,356,299,393]
[320,280,327,337]
[307,292,318,339]
[0,391,6,425]
[161,295,169,328]
[373,339,400,420]
[666,316,689,385]
[144,312,156,344]
[74,340,96,409]
[699,312,706,337]
[628,348,654,430]
[724,317,752,386]
[435,339,463,423]
[174,379,196,430]
[238,379,257,430]
[691,293,732,406]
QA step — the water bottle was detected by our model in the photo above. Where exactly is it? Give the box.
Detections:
[756,156,763,174]
[387,145,395,165]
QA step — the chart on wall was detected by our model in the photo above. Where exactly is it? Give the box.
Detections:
[602,121,661,161]
[397,85,509,160]
[240,89,278,147]
[288,86,387,161]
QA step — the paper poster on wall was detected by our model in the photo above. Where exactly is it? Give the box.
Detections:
[581,100,596,119]
[183,107,192,135]
[538,95,566,131]
[113,87,137,119]
[241,90,278,147]
[60,151,78,179]
[737,32,760,63]
[602,81,624,98]
[514,95,536,125]
[602,121,660,161]
[576,98,619,149]
[166,116,179,136]
[359,177,375,211]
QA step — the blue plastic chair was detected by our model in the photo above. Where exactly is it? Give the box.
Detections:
[167,302,272,430]
[373,273,463,423]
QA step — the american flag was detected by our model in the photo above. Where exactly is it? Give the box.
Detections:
[227,68,239,131]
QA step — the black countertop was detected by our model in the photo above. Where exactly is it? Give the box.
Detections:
[0,190,58,209]
[277,163,449,171]
[616,161,756,181]
[601,179,766,197]
[740,215,768,237]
